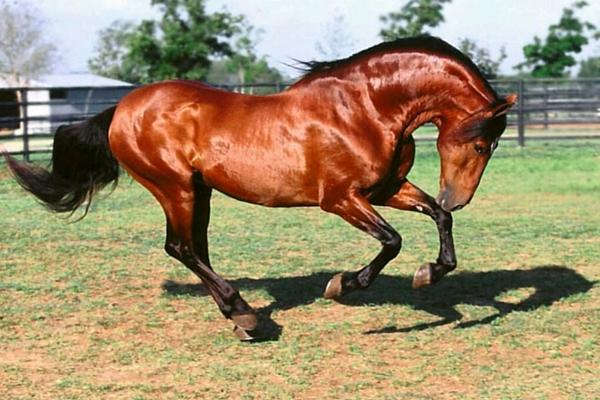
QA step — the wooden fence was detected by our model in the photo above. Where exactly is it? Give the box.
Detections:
[1,79,599,160]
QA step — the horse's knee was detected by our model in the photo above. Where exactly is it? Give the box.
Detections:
[383,231,402,257]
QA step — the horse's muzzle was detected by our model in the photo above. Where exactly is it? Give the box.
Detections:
[436,189,468,212]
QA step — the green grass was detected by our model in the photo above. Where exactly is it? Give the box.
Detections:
[1,140,599,399]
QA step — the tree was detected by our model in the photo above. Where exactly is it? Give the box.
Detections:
[578,56,600,77]
[89,0,241,83]
[379,0,452,40]
[221,22,284,86]
[88,20,137,82]
[90,0,283,85]
[315,11,356,60]
[458,38,507,79]
[515,1,598,78]
[0,1,57,85]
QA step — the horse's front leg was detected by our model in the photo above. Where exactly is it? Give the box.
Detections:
[382,180,457,288]
[320,189,402,299]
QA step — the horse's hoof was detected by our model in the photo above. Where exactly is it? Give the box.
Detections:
[324,273,344,299]
[231,312,258,331]
[233,325,257,341]
[412,263,433,289]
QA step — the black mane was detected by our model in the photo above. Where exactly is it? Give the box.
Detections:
[297,36,494,94]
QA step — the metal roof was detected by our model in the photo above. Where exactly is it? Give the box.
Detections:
[0,73,132,87]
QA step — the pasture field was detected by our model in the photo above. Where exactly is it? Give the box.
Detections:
[1,139,599,399]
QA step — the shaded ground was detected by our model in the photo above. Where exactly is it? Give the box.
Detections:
[163,265,594,339]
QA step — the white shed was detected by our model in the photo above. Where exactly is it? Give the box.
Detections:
[0,73,132,135]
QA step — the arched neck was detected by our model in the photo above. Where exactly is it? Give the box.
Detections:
[353,52,496,138]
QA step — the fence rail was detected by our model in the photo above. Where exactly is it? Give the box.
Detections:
[1,79,599,160]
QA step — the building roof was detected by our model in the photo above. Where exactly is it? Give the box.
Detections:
[0,73,132,88]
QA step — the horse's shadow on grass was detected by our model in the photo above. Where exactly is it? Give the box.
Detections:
[162,265,594,340]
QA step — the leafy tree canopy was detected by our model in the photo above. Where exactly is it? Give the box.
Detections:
[218,22,284,86]
[578,56,600,77]
[89,0,282,84]
[458,38,507,79]
[516,1,598,78]
[379,0,452,40]
[0,0,57,85]
[88,20,137,83]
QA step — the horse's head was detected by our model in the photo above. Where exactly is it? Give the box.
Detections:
[436,94,517,212]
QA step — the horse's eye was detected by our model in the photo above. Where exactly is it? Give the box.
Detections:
[474,144,487,155]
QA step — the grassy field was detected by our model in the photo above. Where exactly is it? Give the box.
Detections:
[1,140,599,399]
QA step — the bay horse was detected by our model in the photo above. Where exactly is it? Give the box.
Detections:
[5,37,516,340]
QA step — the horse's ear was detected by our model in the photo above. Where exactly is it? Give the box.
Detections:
[487,93,518,118]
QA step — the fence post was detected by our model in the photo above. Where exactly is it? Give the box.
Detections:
[517,80,525,147]
[21,88,30,161]
[543,82,549,129]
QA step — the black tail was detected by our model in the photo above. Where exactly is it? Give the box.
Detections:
[3,106,119,217]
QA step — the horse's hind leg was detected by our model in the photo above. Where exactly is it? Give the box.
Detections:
[320,189,402,299]
[189,172,212,268]
[164,175,212,268]
[164,217,255,332]
[129,170,258,338]
[382,180,457,288]
[186,172,258,335]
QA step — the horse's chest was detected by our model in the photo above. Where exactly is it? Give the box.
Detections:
[365,135,416,203]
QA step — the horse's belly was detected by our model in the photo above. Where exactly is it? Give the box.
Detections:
[198,153,319,207]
